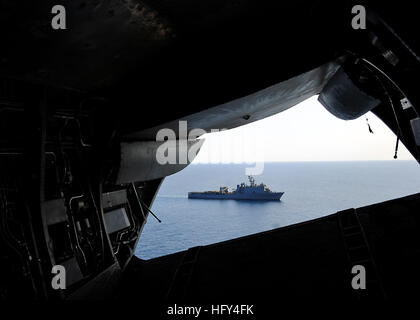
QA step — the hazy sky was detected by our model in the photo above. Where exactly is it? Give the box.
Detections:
[192,96,414,164]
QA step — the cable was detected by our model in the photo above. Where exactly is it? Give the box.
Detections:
[346,51,419,118]
[345,51,414,159]
[360,57,419,118]
[68,195,88,267]
[140,199,162,223]
[394,135,400,159]
[365,63,404,159]
[131,183,162,223]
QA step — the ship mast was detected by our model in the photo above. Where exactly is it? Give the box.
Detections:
[248,175,256,187]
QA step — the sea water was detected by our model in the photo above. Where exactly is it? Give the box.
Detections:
[135,161,420,259]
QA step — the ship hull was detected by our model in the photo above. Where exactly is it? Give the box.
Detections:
[188,192,284,201]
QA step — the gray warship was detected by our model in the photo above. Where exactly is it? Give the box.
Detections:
[188,176,284,201]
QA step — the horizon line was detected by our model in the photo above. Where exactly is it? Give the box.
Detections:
[191,159,417,164]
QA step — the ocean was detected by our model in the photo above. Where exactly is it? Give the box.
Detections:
[135,161,420,260]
